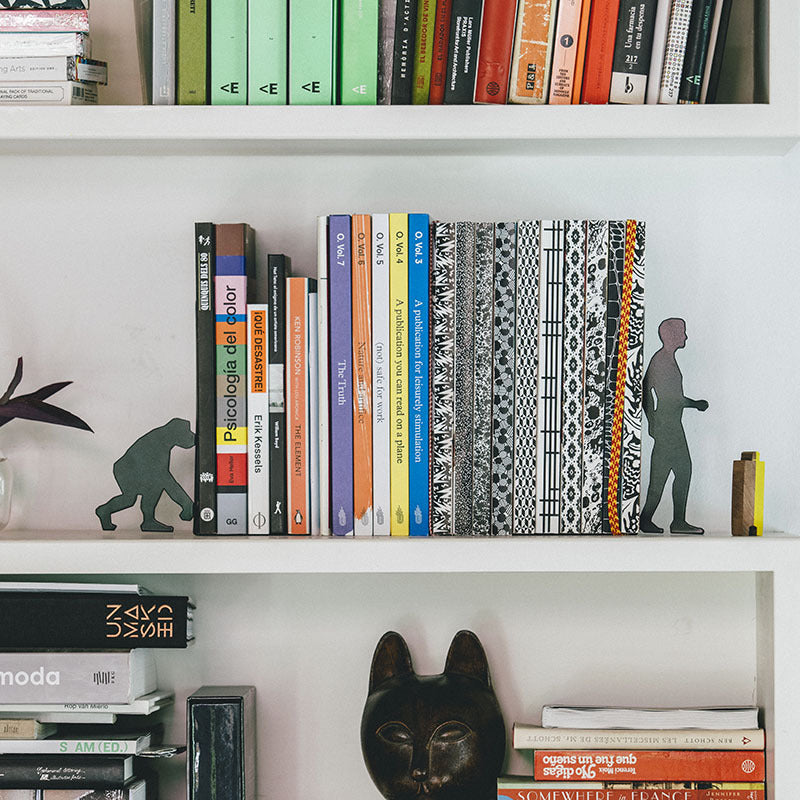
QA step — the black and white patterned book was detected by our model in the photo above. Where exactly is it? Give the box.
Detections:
[559,219,586,533]
[603,220,626,533]
[431,221,456,535]
[513,220,540,534]
[472,222,494,536]
[536,220,564,534]
[491,222,516,536]
[581,220,608,535]
[453,221,475,535]
[620,221,646,533]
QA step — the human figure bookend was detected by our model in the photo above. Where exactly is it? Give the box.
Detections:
[95,418,195,532]
[640,318,708,534]
[361,630,506,800]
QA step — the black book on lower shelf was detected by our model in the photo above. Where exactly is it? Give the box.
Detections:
[187,687,255,800]
[0,756,134,789]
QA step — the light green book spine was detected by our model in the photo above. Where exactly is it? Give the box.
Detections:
[289,0,334,104]
[340,0,379,105]
[248,0,287,104]
[177,0,207,104]
[411,0,433,104]
[211,0,247,105]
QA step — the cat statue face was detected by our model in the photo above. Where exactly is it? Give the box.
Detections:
[361,630,506,800]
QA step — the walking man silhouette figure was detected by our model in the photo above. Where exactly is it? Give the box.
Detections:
[640,318,708,534]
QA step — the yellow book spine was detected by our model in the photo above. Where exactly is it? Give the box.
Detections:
[754,453,765,535]
[389,213,409,536]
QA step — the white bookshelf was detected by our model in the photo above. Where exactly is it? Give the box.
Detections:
[1,0,799,796]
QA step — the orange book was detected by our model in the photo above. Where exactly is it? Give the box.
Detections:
[508,0,558,104]
[534,750,766,782]
[351,214,373,533]
[474,0,519,104]
[571,0,593,102]
[580,0,621,103]
[287,276,309,534]
[548,0,584,104]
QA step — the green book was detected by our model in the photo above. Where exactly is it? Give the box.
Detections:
[211,0,247,105]
[248,0,288,104]
[339,0,379,104]
[177,0,207,104]
[411,0,434,104]
[289,0,334,104]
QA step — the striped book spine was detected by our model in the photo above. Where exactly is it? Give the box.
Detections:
[490,221,516,536]
[248,0,288,104]
[329,215,355,536]
[194,222,216,534]
[371,214,392,535]
[408,213,430,535]
[472,222,494,535]
[308,280,320,534]
[316,218,331,534]
[430,221,456,535]
[453,221,475,535]
[215,223,253,534]
[247,304,270,533]
[508,0,558,103]
[581,219,608,534]
[659,0,694,103]
[210,0,247,104]
[603,219,626,534]
[177,0,206,104]
[287,277,311,534]
[548,0,584,104]
[536,220,564,534]
[559,220,586,533]
[513,220,540,534]
[620,220,645,533]
[352,214,373,534]
[389,212,410,535]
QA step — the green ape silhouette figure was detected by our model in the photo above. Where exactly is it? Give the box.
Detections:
[95,418,195,532]
[640,318,708,534]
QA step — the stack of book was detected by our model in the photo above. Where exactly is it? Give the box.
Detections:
[501,705,766,799]
[160,0,736,106]
[194,215,645,536]
[0,1,106,105]
[0,581,194,800]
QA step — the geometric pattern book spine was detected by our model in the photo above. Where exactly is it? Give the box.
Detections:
[490,221,516,536]
[581,219,608,534]
[559,219,586,533]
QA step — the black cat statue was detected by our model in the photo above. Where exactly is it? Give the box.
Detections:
[361,630,506,800]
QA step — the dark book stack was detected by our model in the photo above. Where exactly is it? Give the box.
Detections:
[0,581,193,800]
[0,0,106,106]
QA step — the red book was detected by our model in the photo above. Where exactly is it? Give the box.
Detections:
[0,10,89,31]
[534,750,766,783]
[474,0,519,104]
[499,788,764,800]
[580,0,621,103]
[428,0,453,104]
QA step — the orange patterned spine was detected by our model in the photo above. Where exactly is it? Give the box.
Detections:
[607,220,636,535]
[508,0,558,103]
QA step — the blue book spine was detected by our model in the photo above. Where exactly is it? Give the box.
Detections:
[408,213,430,535]
[328,215,355,536]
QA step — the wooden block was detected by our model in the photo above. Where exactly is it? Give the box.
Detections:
[731,451,764,536]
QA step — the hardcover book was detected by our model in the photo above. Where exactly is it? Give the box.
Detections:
[474,0,518,103]
[443,0,482,103]
[508,0,558,103]
[289,0,335,103]
[391,0,418,103]
[609,0,659,103]
[377,0,397,103]
[177,0,205,104]
[246,304,269,533]
[0,756,134,789]
[580,0,621,103]
[427,0,452,103]
[187,687,256,800]
[152,0,175,105]
[0,730,153,755]
[340,0,379,103]
[411,0,433,103]
[658,0,693,104]
[210,0,246,104]
[547,0,583,103]
[678,0,716,104]
[248,0,287,104]
[42,779,148,800]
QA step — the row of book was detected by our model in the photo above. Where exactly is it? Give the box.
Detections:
[0,2,105,105]
[501,705,766,799]
[161,0,735,106]
[194,215,646,536]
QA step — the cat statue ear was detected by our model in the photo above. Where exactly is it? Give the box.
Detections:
[369,631,414,692]
[444,630,491,687]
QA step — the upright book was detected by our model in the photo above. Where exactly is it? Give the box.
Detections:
[177,0,206,104]
[340,0,379,103]
[580,0,621,103]
[474,0,518,103]
[246,303,269,533]
[609,0,659,104]
[248,0,287,104]
[443,0,483,103]
[548,0,583,103]
[316,218,331,534]
[289,0,335,103]
[391,0,418,103]
[210,0,247,104]
[508,0,558,103]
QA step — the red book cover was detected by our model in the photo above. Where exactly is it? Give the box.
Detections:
[474,0,519,103]
[580,0,621,103]
[428,0,453,104]
[0,10,89,31]
[534,750,766,783]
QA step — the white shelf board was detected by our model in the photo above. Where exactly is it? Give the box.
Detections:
[0,104,796,156]
[0,529,796,574]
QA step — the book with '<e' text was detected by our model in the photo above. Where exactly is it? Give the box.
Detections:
[210,0,246,104]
